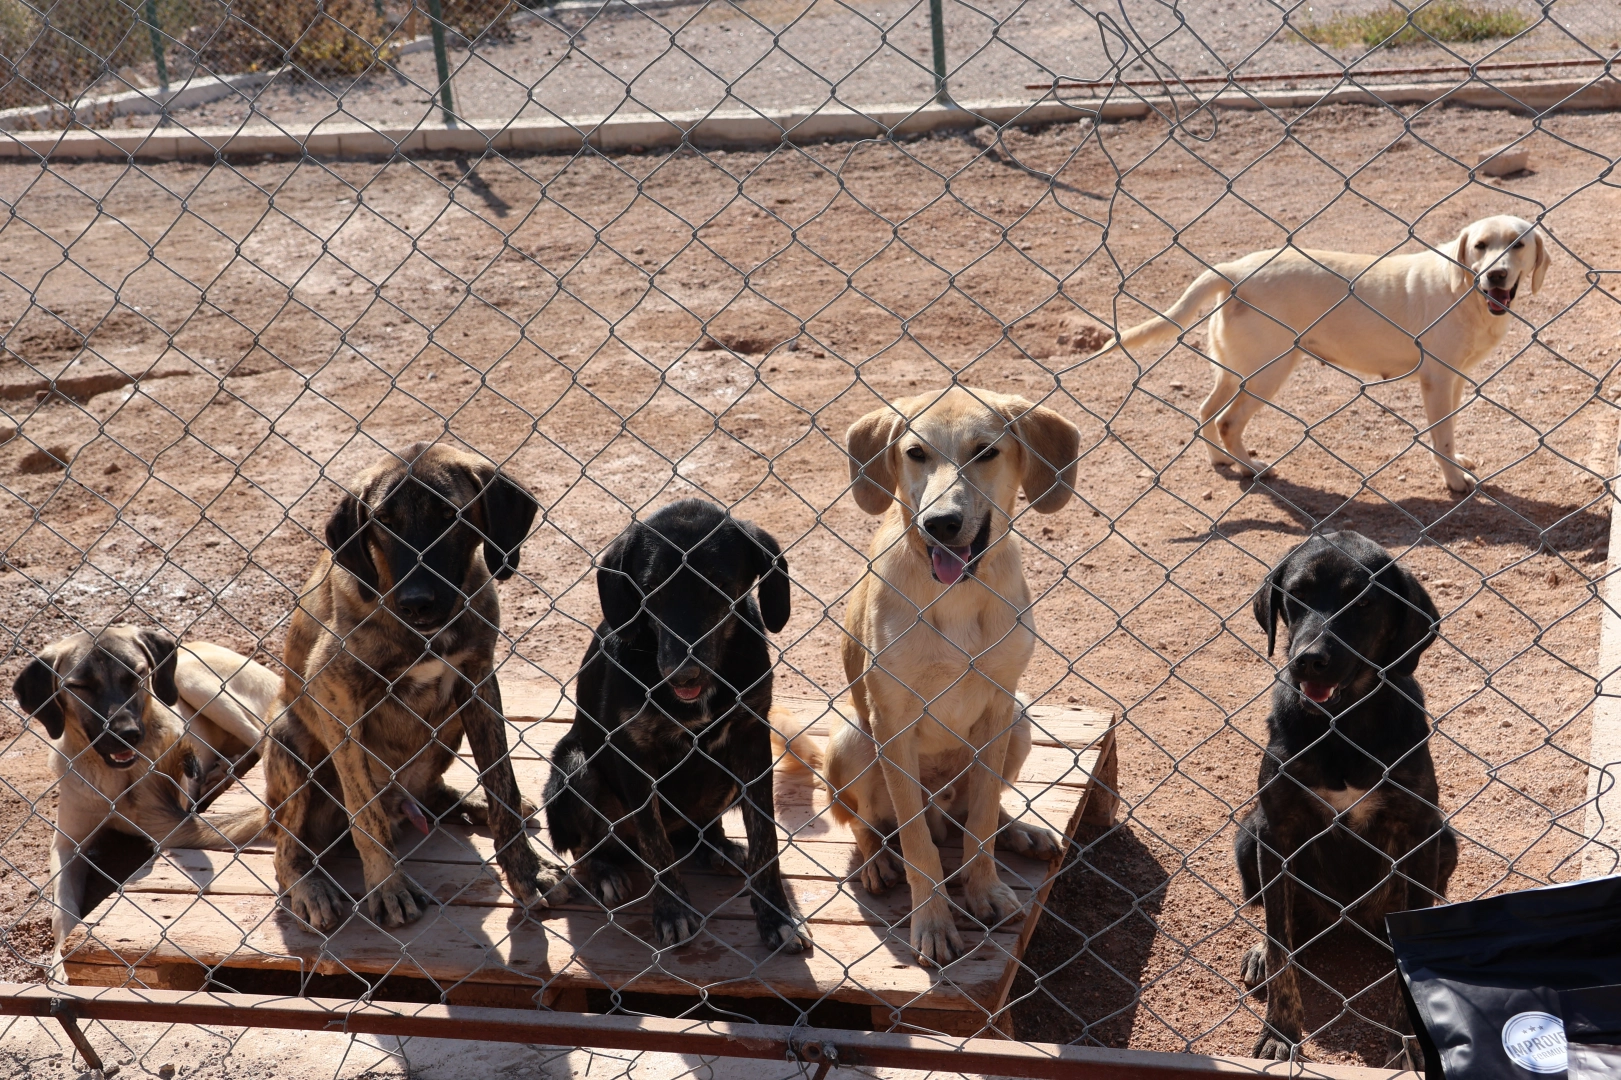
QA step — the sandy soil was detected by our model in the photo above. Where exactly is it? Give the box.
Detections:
[1,98,1619,1067]
[95,0,1619,132]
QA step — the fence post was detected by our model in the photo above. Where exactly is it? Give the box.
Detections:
[928,0,948,103]
[425,0,456,125]
[144,0,169,90]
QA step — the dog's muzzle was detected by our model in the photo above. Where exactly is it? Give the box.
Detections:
[1485,281,1517,316]
[928,515,991,586]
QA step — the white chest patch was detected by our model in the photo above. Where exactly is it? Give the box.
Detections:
[403,658,459,701]
[1315,785,1381,827]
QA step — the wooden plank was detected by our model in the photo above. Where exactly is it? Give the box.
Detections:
[74,684,1117,1022]
[124,848,1046,931]
[64,891,1015,1008]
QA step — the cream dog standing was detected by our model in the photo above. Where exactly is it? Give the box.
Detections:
[1086,214,1551,492]
[818,386,1078,966]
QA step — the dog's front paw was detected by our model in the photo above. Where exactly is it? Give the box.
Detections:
[513,862,572,909]
[364,872,430,928]
[860,847,905,894]
[1240,942,1267,991]
[1252,1030,1299,1061]
[759,912,812,954]
[286,876,348,933]
[964,879,1021,928]
[1002,821,1062,861]
[910,895,964,967]
[652,899,702,948]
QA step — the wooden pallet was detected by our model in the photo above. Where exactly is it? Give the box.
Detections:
[64,683,1116,1036]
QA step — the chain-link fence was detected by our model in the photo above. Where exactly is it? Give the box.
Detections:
[1,0,1619,1075]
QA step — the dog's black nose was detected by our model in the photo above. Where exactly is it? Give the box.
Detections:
[396,583,438,621]
[1486,268,1508,284]
[1295,650,1331,675]
[922,512,964,543]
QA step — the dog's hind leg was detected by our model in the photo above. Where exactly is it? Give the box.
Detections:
[993,707,1061,861]
[1198,362,1245,468]
[1211,347,1302,479]
[695,821,747,875]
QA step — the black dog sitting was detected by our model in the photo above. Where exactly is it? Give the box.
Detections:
[1236,530,1457,1061]
[544,499,809,952]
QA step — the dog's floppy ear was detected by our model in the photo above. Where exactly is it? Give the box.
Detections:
[846,405,904,515]
[1448,224,1473,294]
[740,521,791,633]
[1381,561,1439,677]
[1252,556,1291,658]
[1006,399,1080,513]
[13,649,65,740]
[475,466,540,581]
[596,525,644,633]
[134,628,180,707]
[325,489,380,598]
[1530,229,1551,294]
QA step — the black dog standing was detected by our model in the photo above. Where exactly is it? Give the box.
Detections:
[545,499,809,952]
[1237,531,1457,1061]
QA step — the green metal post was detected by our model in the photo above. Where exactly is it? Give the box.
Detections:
[425,0,455,125]
[928,0,948,103]
[144,0,168,90]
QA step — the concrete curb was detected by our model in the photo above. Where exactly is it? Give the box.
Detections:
[0,75,1614,162]
[0,69,278,133]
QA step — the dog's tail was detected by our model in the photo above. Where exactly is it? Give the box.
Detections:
[1081,267,1235,362]
[136,791,270,851]
[770,708,826,790]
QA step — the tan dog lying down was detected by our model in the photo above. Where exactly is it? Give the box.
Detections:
[793,386,1080,967]
[1086,214,1551,492]
[11,628,278,977]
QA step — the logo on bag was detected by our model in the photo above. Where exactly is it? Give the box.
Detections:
[1501,1011,1568,1074]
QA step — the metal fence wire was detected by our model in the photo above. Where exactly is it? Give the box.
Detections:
[0,0,1619,1075]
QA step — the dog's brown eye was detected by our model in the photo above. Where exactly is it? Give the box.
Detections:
[975,445,999,462]
[1511,241,1524,249]
[1474,241,1487,250]
[906,447,926,462]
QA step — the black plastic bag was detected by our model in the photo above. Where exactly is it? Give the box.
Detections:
[1387,876,1621,1079]
[1560,984,1621,1080]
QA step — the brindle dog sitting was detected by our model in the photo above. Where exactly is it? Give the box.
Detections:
[263,443,567,931]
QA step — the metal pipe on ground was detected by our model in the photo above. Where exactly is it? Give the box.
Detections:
[0,982,1411,1079]
[1025,55,1610,91]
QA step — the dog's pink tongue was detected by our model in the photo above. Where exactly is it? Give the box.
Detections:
[931,545,972,585]
[1487,287,1512,313]
[1300,681,1336,703]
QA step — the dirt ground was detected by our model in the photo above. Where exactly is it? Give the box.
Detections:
[2,98,1620,1068]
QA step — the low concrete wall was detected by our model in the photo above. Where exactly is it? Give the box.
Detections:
[0,75,1614,162]
[0,69,278,132]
